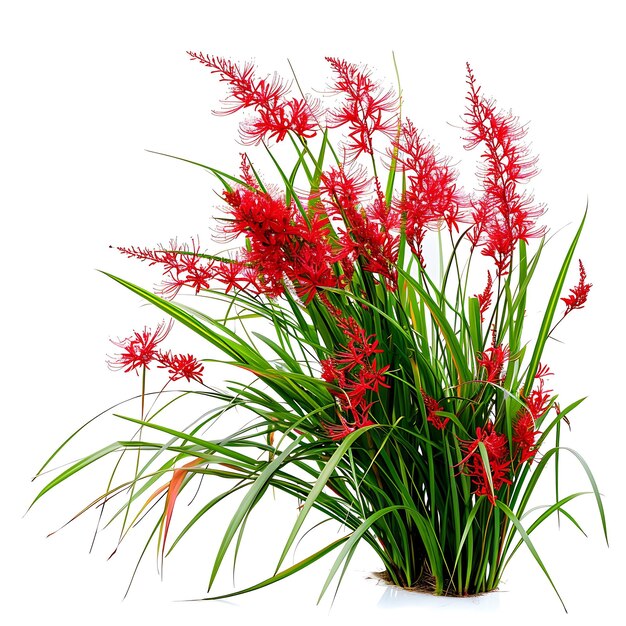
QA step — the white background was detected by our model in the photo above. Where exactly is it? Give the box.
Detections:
[2,1,624,624]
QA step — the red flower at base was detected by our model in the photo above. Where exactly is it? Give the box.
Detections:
[460,422,512,505]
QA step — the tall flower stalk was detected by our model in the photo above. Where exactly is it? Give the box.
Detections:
[32,56,606,609]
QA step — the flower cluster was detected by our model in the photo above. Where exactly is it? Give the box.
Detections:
[187,52,319,144]
[320,317,390,440]
[108,320,203,383]
[464,63,545,275]
[460,422,512,505]
[513,366,552,464]
[562,259,592,316]
[421,390,449,430]
[392,120,464,263]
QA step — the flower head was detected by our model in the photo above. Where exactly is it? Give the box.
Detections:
[460,421,512,505]
[561,260,592,316]
[421,390,449,430]
[476,344,510,383]
[325,57,398,160]
[157,351,204,384]
[188,52,319,145]
[463,64,545,275]
[108,321,172,374]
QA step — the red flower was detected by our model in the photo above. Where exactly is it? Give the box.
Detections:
[463,64,545,275]
[524,377,552,421]
[319,164,371,211]
[476,344,509,383]
[460,422,512,505]
[117,240,216,299]
[561,260,592,316]
[421,390,449,430]
[188,52,319,145]
[474,271,493,323]
[325,57,398,160]
[157,351,204,384]
[324,403,374,441]
[321,317,389,440]
[392,120,465,260]
[513,410,541,464]
[108,321,172,374]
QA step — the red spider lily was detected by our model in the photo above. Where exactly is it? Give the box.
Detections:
[117,240,216,299]
[513,366,551,463]
[240,97,320,144]
[325,57,399,160]
[513,410,541,464]
[392,120,465,261]
[476,344,510,383]
[524,377,552,421]
[421,390,449,430]
[460,422,512,505]
[319,164,371,210]
[108,321,172,373]
[475,271,493,323]
[535,362,553,380]
[562,260,592,316]
[323,403,375,441]
[213,260,253,294]
[188,52,319,145]
[321,317,389,440]
[463,64,545,275]
[157,351,204,384]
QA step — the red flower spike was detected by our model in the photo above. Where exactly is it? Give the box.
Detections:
[392,119,466,247]
[561,260,592,316]
[463,64,545,275]
[420,390,449,430]
[474,271,493,323]
[321,317,389,440]
[188,52,319,145]
[524,377,552,421]
[325,57,399,160]
[108,321,172,374]
[118,240,216,299]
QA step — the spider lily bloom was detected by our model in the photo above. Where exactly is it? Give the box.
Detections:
[107,320,172,374]
[513,410,542,464]
[324,402,375,441]
[391,120,465,262]
[117,240,216,299]
[157,351,204,384]
[421,390,449,430]
[476,344,510,383]
[187,52,319,145]
[562,260,592,316]
[321,317,388,440]
[460,422,512,505]
[325,57,399,160]
[475,271,493,323]
[463,64,545,275]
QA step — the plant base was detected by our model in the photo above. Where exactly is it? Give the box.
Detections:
[370,570,498,598]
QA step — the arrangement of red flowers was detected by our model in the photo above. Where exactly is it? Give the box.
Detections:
[32,54,606,609]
